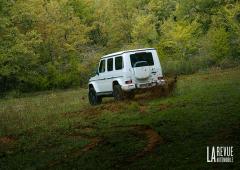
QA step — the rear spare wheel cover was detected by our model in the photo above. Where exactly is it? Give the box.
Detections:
[134,67,150,79]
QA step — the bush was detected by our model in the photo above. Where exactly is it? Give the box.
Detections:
[201,27,231,62]
[161,55,220,76]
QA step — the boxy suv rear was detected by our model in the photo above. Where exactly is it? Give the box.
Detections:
[88,48,165,105]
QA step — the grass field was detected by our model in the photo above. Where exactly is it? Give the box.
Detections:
[0,67,240,169]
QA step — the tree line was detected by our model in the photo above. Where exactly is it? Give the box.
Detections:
[0,0,239,94]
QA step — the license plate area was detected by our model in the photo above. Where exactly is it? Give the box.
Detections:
[138,82,156,88]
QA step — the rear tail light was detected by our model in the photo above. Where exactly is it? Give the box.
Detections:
[125,80,132,84]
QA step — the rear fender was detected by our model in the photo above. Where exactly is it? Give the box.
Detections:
[112,78,125,88]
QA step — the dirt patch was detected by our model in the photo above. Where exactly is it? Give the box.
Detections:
[158,103,171,111]
[144,128,163,151]
[48,124,164,168]
[63,106,103,117]
[139,106,148,113]
[81,137,102,152]
[111,125,164,160]
[101,102,126,113]
[0,136,16,145]
[63,102,126,118]
[48,124,103,168]
[48,134,102,168]
[0,136,16,152]
[129,125,164,160]
[73,125,95,133]
[81,127,94,133]
[108,125,164,153]
[111,125,164,169]
[202,77,209,80]
[62,110,84,116]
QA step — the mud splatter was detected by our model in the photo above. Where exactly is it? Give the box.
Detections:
[157,76,178,97]
[136,75,178,100]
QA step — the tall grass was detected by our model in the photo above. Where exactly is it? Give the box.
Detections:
[162,56,240,76]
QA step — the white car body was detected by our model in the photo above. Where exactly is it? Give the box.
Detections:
[88,48,165,102]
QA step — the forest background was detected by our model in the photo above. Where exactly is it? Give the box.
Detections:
[0,0,239,94]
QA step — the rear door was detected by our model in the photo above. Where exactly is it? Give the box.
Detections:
[103,56,124,92]
[129,52,155,83]
[104,57,114,92]
[97,59,108,92]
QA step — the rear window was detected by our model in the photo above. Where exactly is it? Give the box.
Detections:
[130,52,154,67]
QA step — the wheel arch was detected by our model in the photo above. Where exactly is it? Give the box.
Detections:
[112,78,125,89]
[112,80,119,86]
[89,84,94,89]
[88,82,100,93]
[112,79,123,88]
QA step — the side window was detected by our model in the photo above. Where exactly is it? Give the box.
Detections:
[115,56,123,70]
[99,60,105,73]
[107,58,113,71]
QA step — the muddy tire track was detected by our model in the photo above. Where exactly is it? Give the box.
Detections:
[110,125,164,169]
[48,136,102,168]
[48,125,163,168]
[117,125,164,162]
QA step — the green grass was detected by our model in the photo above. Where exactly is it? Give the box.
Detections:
[0,67,240,169]
[0,88,88,136]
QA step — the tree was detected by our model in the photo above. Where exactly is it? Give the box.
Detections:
[131,14,158,46]
[158,19,200,60]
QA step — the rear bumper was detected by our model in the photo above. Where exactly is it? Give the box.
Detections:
[121,84,136,91]
[121,79,165,92]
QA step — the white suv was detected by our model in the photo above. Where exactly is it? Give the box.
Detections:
[88,48,165,105]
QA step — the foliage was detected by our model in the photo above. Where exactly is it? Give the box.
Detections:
[132,14,158,46]
[201,27,230,63]
[158,19,200,60]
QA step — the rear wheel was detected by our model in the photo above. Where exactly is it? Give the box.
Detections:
[113,85,124,101]
[88,88,102,105]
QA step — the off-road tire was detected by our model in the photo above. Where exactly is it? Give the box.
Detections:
[88,88,102,105]
[113,85,125,101]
